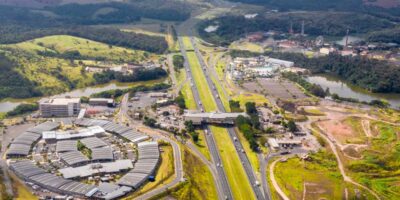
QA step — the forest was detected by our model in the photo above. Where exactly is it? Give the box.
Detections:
[93,67,168,84]
[198,13,393,45]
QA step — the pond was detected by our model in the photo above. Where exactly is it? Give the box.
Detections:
[306,74,400,108]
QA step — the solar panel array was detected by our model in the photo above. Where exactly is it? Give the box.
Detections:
[10,160,98,197]
[117,142,159,189]
[6,122,60,158]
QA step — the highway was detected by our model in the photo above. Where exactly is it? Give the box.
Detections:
[178,36,233,200]
[189,36,269,200]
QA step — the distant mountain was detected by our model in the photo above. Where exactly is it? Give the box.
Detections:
[0,0,121,8]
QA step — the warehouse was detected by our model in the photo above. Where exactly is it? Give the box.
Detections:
[183,111,247,125]
[59,151,90,167]
[56,140,77,153]
[6,144,31,158]
[80,137,108,149]
[98,183,132,200]
[10,160,98,198]
[91,147,114,162]
[88,98,115,107]
[27,121,60,134]
[11,132,41,145]
[120,130,149,143]
[42,126,105,141]
[59,160,133,179]
[74,118,110,127]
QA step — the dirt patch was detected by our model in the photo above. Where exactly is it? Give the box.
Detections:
[342,145,363,159]
[318,120,356,144]
[304,181,333,200]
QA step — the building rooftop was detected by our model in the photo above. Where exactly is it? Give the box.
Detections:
[40,98,80,105]
[59,160,133,179]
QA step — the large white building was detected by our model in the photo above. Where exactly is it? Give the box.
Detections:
[183,111,247,125]
[39,98,81,117]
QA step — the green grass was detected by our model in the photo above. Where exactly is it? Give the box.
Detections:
[211,126,256,200]
[182,37,194,51]
[181,82,197,110]
[229,41,264,53]
[194,130,212,161]
[187,52,217,111]
[303,108,325,116]
[233,93,269,109]
[274,150,346,200]
[345,121,400,200]
[172,146,218,200]
[9,35,149,62]
[210,70,230,111]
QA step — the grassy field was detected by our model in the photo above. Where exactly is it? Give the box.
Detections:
[181,82,197,110]
[9,173,38,200]
[342,116,367,144]
[6,35,150,62]
[233,93,269,109]
[0,35,158,97]
[344,121,400,200]
[211,126,256,200]
[187,52,218,111]
[303,108,325,116]
[182,37,194,51]
[229,41,264,53]
[124,145,175,199]
[209,70,230,111]
[172,146,218,200]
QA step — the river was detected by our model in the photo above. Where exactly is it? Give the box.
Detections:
[306,74,400,108]
[0,79,165,113]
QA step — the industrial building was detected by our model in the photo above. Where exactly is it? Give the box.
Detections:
[39,98,81,117]
[88,98,115,107]
[183,111,247,125]
[268,138,302,151]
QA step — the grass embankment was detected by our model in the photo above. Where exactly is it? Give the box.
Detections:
[9,173,38,200]
[344,121,400,199]
[171,146,218,200]
[211,126,256,200]
[235,128,260,172]
[124,145,175,199]
[182,37,194,51]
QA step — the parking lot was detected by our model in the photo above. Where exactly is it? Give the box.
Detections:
[243,78,308,100]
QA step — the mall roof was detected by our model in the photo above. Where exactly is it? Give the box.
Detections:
[80,137,108,149]
[42,126,105,140]
[59,160,133,179]
[74,118,111,127]
[120,130,149,143]
[6,144,31,157]
[27,121,60,134]
[10,160,46,178]
[117,172,148,188]
[56,140,77,153]
[11,132,41,145]
[59,151,89,166]
[91,147,114,161]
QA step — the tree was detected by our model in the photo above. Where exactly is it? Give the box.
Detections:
[245,102,257,115]
[287,120,297,132]
[184,120,195,133]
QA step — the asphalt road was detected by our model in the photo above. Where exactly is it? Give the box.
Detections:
[118,94,184,200]
[189,36,269,200]
[178,36,233,200]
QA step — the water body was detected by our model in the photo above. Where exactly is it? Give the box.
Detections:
[0,81,156,113]
[306,74,400,108]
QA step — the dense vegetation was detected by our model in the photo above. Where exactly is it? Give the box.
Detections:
[93,67,167,84]
[367,27,400,44]
[199,13,393,45]
[0,53,42,98]
[236,102,260,152]
[267,52,400,93]
[172,55,184,72]
[91,83,171,99]
[6,103,39,117]
[229,100,243,112]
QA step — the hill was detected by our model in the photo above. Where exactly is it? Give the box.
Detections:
[0,35,163,98]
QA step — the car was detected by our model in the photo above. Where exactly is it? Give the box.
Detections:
[233,137,238,141]
[280,151,290,155]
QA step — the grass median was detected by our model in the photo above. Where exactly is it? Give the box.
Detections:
[211,126,257,200]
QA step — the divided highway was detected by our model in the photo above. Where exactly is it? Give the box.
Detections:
[189,36,269,200]
[178,37,233,200]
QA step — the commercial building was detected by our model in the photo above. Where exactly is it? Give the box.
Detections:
[183,111,247,125]
[39,98,81,117]
[88,98,115,107]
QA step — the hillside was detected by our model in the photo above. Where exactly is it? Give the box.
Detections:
[0,35,162,98]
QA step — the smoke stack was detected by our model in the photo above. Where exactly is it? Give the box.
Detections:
[301,20,305,36]
[289,21,293,34]
[345,29,349,47]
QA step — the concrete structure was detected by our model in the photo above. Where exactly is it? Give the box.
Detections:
[183,111,247,125]
[40,98,81,117]
[88,98,115,107]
